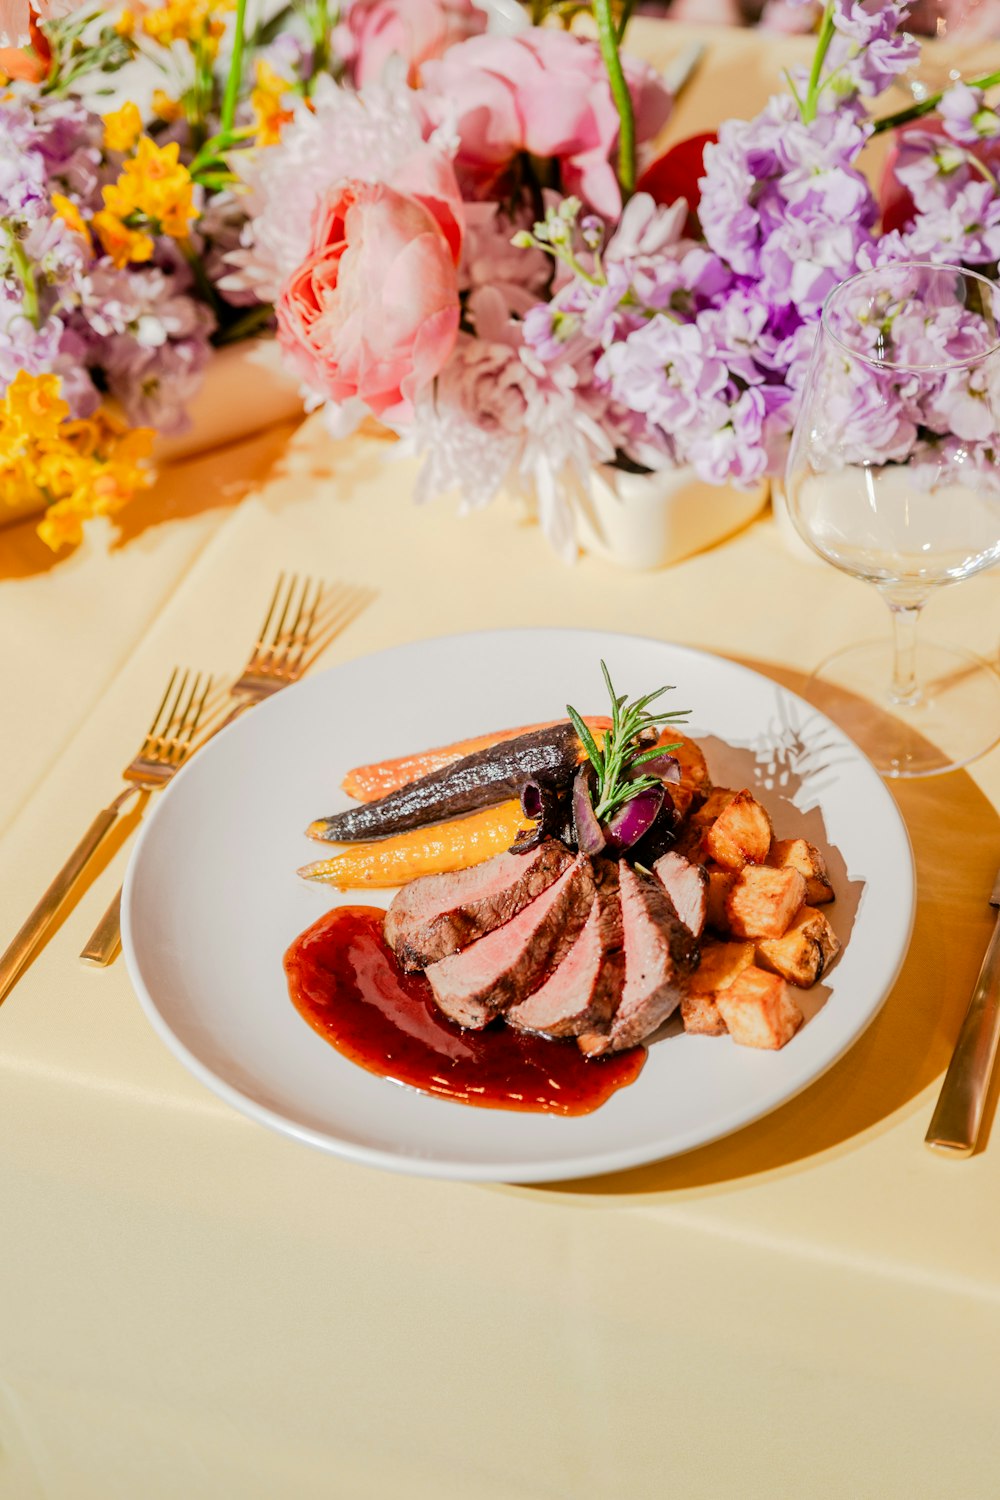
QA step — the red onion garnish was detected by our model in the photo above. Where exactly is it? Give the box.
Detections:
[572,768,606,855]
[604,784,665,852]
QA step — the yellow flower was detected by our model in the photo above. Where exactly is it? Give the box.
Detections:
[141,0,233,56]
[103,101,143,154]
[51,192,93,250]
[102,136,197,240]
[115,9,136,38]
[251,60,294,147]
[152,89,184,123]
[36,499,89,552]
[0,375,155,550]
[92,209,155,268]
[0,371,70,445]
[34,446,91,502]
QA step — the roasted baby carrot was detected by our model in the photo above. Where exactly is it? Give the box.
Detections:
[341,717,612,802]
[298,801,530,889]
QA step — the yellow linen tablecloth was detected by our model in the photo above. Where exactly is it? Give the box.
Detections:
[3,22,1000,1500]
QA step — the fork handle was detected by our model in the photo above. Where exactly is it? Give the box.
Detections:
[925,912,1000,1156]
[80,888,122,968]
[0,805,123,1006]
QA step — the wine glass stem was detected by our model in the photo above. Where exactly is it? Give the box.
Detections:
[887,601,923,707]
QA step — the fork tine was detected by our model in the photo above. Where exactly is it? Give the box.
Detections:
[172,671,213,761]
[255,572,288,656]
[146,666,180,739]
[266,573,299,662]
[144,667,189,757]
[185,673,214,744]
[286,576,323,674]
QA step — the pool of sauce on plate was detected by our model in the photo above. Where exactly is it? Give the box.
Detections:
[284,906,645,1115]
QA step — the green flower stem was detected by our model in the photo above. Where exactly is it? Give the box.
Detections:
[593,0,636,196]
[309,0,332,81]
[616,0,636,40]
[219,0,248,140]
[872,67,1000,134]
[212,303,275,346]
[180,240,221,317]
[801,0,836,125]
[9,236,40,330]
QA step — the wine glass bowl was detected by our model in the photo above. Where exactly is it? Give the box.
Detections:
[785,261,1000,776]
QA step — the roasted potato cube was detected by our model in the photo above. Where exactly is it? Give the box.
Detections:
[680,992,728,1036]
[681,940,755,1035]
[667,730,711,789]
[767,838,834,905]
[704,865,736,932]
[716,966,804,1050]
[702,789,773,870]
[724,866,807,940]
[688,940,756,995]
[690,787,739,828]
[756,906,841,987]
[668,781,701,824]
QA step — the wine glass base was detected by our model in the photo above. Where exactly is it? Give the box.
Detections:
[804,640,1000,779]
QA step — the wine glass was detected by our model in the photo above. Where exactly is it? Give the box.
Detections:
[785,261,1000,778]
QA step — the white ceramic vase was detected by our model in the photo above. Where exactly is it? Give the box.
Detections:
[574,462,768,570]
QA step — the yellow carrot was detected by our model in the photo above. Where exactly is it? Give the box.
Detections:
[298,800,531,889]
[341,717,612,802]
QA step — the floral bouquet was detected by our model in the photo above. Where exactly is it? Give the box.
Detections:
[3,0,1000,554]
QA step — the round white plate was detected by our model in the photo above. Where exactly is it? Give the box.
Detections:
[122,629,915,1183]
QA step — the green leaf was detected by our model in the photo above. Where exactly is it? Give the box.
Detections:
[631,742,682,766]
[566,704,604,777]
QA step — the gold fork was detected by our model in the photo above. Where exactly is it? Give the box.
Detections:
[80,574,374,967]
[0,667,213,1007]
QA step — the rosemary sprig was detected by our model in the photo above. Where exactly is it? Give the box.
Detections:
[566,661,690,822]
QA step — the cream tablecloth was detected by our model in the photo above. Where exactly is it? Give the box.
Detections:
[3,22,1000,1500]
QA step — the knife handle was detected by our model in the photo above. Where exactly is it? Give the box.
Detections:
[925,914,1000,1156]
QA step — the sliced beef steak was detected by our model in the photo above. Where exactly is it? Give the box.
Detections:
[653,850,708,938]
[425,856,595,1030]
[507,861,625,1038]
[579,862,699,1055]
[385,839,573,972]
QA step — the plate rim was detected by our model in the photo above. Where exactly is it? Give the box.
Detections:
[121,625,917,1183]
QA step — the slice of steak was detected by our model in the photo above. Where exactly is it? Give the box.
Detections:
[425,856,595,1030]
[507,861,625,1038]
[385,839,574,972]
[653,850,708,938]
[579,862,699,1055]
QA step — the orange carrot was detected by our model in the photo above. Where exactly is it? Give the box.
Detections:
[341,717,612,803]
[298,801,531,889]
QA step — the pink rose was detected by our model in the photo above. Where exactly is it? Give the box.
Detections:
[0,0,84,49]
[342,0,486,87]
[277,150,464,418]
[421,29,672,220]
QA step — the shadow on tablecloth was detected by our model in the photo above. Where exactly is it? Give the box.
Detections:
[529,653,1000,1199]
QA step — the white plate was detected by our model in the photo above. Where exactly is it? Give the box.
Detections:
[122,629,915,1183]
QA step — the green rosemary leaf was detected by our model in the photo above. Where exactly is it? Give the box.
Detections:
[585,663,691,822]
[566,703,604,777]
[631,741,682,766]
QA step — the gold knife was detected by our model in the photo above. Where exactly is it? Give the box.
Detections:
[925,865,1000,1157]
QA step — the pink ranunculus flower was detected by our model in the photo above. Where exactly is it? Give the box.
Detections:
[420,29,672,220]
[342,0,487,87]
[276,150,464,419]
[0,0,85,49]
